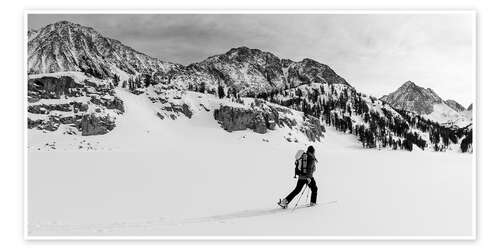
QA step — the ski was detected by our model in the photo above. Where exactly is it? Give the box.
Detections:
[277,200,337,209]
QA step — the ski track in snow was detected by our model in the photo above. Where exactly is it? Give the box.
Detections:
[28,201,338,235]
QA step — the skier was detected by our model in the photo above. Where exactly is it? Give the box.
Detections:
[278,145,318,208]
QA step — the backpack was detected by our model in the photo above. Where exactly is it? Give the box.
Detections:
[294,150,308,178]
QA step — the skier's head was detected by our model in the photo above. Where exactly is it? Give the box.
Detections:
[307,145,315,155]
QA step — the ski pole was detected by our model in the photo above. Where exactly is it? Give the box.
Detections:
[292,184,308,212]
[305,186,310,205]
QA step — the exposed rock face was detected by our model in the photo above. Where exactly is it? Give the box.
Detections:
[381,81,444,115]
[161,103,193,119]
[90,95,124,113]
[467,104,473,111]
[28,21,180,79]
[28,76,84,99]
[445,99,465,112]
[168,46,349,97]
[80,114,115,136]
[27,118,43,129]
[27,74,123,136]
[27,116,63,131]
[213,101,325,141]
[28,103,72,114]
[213,106,277,134]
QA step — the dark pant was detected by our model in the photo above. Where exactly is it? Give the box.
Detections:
[285,177,318,203]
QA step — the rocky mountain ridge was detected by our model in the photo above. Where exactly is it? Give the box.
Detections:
[28,21,180,79]
[29,21,349,98]
[167,46,349,97]
[27,21,473,153]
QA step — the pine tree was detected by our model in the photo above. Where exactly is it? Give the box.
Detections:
[217,85,225,99]
[112,74,120,87]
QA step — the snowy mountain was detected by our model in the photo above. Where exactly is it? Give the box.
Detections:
[27,21,473,153]
[28,21,348,97]
[28,21,180,79]
[26,20,474,238]
[381,81,471,127]
[167,47,349,97]
[380,81,444,114]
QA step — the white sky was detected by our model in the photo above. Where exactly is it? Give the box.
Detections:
[28,13,475,106]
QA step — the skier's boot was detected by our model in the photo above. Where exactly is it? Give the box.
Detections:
[309,202,316,207]
[278,199,289,209]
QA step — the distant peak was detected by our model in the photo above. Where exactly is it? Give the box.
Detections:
[402,81,417,88]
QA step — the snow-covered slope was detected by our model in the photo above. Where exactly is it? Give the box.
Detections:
[28,21,180,79]
[425,102,463,124]
[28,83,473,237]
[28,80,324,151]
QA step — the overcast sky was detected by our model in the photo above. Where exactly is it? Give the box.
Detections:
[28,13,475,106]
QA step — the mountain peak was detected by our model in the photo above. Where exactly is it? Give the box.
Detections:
[402,80,416,88]
[380,81,444,115]
[172,46,349,96]
[227,46,252,53]
[223,46,277,62]
[52,20,78,26]
[45,20,95,33]
[28,20,178,78]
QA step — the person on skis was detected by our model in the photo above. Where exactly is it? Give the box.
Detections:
[279,145,318,208]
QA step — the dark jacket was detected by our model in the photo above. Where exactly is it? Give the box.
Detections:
[298,152,317,179]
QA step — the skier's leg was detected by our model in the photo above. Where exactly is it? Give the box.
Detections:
[308,178,318,204]
[285,179,306,202]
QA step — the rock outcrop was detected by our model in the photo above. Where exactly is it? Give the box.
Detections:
[80,114,116,136]
[27,74,122,136]
[161,103,192,119]
[90,95,125,113]
[28,76,84,99]
[213,101,325,141]
[213,106,274,134]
